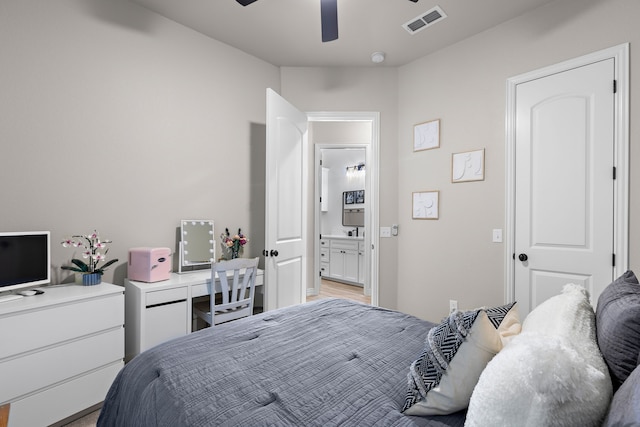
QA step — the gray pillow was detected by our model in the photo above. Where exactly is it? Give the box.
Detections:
[603,364,640,426]
[596,270,640,390]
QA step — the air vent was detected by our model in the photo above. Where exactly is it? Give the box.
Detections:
[403,5,447,35]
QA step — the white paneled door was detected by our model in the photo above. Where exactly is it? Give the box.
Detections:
[514,59,615,316]
[264,88,308,311]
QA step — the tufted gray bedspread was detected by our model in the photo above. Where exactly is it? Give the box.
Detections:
[98,298,466,426]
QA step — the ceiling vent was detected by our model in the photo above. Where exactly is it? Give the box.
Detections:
[402,5,447,35]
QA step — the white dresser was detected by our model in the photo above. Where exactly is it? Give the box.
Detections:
[0,283,124,427]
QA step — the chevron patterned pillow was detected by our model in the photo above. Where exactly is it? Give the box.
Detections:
[402,302,520,416]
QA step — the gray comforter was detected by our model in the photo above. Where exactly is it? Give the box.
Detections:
[98,298,465,426]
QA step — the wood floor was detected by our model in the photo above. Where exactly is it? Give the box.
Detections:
[307,279,371,305]
[60,409,99,427]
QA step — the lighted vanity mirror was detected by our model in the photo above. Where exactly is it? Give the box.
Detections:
[178,220,215,274]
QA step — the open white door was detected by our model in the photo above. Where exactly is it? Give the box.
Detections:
[264,88,308,311]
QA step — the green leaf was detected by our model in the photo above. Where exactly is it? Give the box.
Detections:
[99,258,118,271]
[70,259,90,272]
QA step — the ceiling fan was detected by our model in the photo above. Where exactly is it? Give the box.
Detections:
[236,0,339,42]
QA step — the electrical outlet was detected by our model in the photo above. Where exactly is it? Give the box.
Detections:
[380,227,391,238]
[449,299,458,313]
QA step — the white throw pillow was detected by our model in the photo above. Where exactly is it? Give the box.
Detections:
[465,284,612,427]
[402,302,520,416]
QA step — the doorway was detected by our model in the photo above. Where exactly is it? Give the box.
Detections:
[505,44,629,316]
[315,146,369,303]
[308,112,380,306]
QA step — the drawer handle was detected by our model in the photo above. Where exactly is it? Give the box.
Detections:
[146,299,187,309]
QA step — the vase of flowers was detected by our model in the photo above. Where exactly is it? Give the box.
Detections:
[220,228,248,260]
[61,230,118,285]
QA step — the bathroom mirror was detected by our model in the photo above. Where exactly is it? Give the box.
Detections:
[342,191,365,227]
[178,220,215,274]
[343,208,364,227]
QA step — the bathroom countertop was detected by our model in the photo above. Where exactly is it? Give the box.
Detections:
[321,234,364,241]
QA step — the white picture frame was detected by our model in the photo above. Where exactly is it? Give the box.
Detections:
[414,119,440,152]
[451,148,485,183]
[412,191,439,220]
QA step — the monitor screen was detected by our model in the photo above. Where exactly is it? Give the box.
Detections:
[0,231,50,291]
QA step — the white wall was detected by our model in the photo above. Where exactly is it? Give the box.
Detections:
[0,0,279,284]
[3,0,638,320]
[396,0,640,321]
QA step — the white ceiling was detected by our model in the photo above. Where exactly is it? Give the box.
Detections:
[130,0,555,67]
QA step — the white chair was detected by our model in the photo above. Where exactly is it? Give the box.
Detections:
[193,257,259,328]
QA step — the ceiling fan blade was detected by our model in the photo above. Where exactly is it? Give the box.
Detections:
[236,0,258,6]
[320,0,338,42]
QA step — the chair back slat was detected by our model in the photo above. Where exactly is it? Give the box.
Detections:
[206,257,259,326]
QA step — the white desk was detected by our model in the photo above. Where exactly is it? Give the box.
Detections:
[124,269,263,360]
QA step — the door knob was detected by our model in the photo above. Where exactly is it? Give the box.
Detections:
[263,249,268,257]
[518,253,528,262]
[270,250,279,257]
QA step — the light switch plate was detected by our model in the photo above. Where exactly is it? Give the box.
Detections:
[380,227,391,238]
[492,229,503,243]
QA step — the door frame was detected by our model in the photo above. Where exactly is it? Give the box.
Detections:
[504,43,629,303]
[308,112,380,307]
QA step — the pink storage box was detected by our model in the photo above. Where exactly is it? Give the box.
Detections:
[128,247,172,283]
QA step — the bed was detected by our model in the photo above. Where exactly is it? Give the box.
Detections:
[98,298,465,426]
[99,270,640,426]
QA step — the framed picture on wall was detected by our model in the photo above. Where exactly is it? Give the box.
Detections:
[452,149,485,182]
[344,191,355,205]
[355,190,365,204]
[412,191,439,220]
[414,119,440,152]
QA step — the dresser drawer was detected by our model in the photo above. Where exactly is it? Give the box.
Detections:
[7,361,122,427]
[146,286,188,307]
[0,327,123,403]
[320,262,330,277]
[0,293,124,360]
[330,240,359,251]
